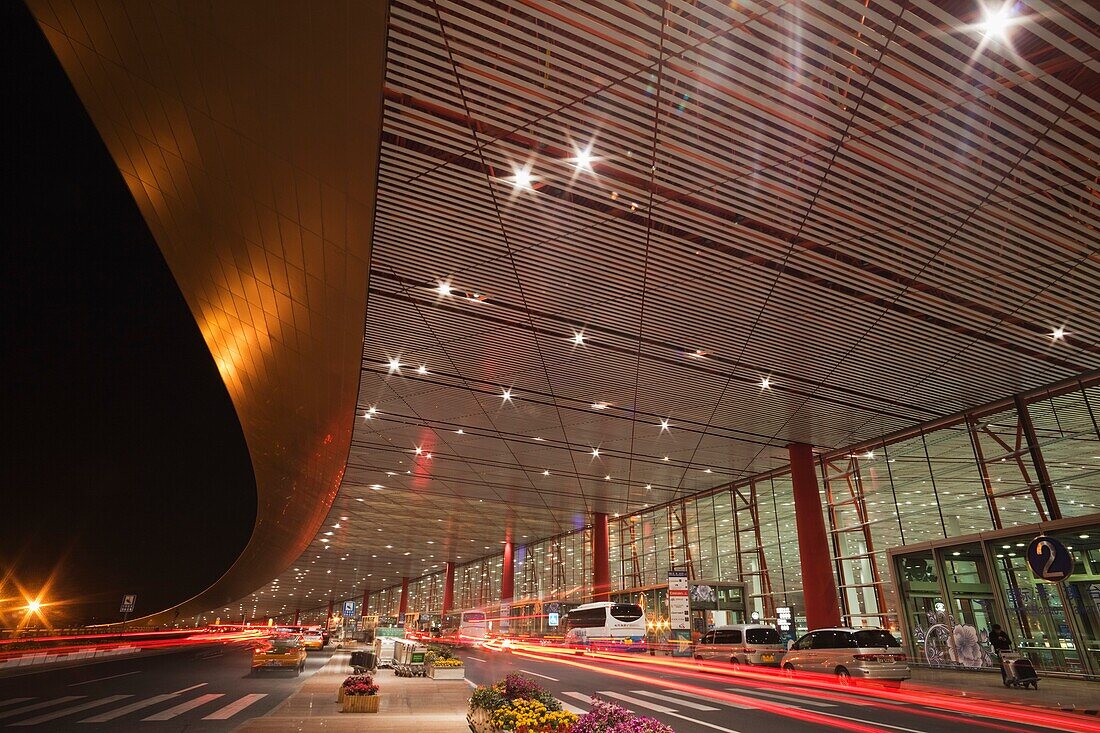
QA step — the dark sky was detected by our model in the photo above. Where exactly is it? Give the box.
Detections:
[1,3,256,626]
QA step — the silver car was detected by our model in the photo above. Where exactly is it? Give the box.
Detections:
[694,624,785,667]
[782,628,910,684]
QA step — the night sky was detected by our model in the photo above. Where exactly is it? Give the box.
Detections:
[1,3,256,626]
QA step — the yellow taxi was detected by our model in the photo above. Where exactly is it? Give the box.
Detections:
[251,636,307,675]
[302,629,325,650]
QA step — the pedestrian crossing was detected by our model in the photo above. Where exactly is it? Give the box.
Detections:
[556,685,838,717]
[0,691,268,726]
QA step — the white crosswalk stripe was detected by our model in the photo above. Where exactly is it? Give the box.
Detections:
[0,698,84,721]
[597,691,678,714]
[202,693,267,720]
[560,701,587,715]
[0,703,32,711]
[142,693,224,721]
[663,689,755,710]
[632,690,719,711]
[78,694,180,723]
[10,696,131,726]
[726,687,837,708]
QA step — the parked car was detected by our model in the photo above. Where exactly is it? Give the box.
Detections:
[694,624,786,667]
[251,636,307,675]
[782,628,909,684]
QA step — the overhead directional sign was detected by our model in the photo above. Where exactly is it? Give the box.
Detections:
[1027,535,1073,583]
[342,600,356,618]
[120,594,137,613]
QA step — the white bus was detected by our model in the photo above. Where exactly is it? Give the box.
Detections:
[442,610,488,646]
[563,602,647,652]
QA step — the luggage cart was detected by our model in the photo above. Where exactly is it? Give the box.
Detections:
[1000,651,1039,689]
[392,638,428,677]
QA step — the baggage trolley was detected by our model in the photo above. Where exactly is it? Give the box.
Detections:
[1000,651,1039,689]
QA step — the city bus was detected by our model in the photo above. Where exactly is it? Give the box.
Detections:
[563,602,647,652]
[441,610,488,646]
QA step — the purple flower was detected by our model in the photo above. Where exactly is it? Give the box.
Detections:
[571,699,634,733]
[608,716,675,733]
[503,673,544,700]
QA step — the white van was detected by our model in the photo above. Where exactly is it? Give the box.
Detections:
[694,624,785,667]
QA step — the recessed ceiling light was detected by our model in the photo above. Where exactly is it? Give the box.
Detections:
[760,376,771,390]
[690,349,708,359]
[977,1,1015,38]
[591,448,600,458]
[1051,326,1066,340]
[542,470,550,476]
[703,468,713,474]
[569,145,595,170]
[417,365,429,375]
[863,450,875,460]
[415,446,423,455]
[663,456,669,461]
[591,402,609,410]
[571,331,586,345]
[604,475,611,481]
[387,358,401,373]
[455,429,464,434]
[534,437,544,442]
[370,484,384,491]
[464,291,488,303]
[501,388,513,402]
[509,165,535,189]
[659,418,671,432]
[436,280,453,297]
[645,484,652,490]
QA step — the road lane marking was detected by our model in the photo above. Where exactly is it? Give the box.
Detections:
[465,656,486,663]
[79,694,180,723]
[518,669,559,682]
[69,671,141,686]
[0,698,84,721]
[598,691,678,714]
[812,710,931,733]
[663,689,754,710]
[561,701,587,715]
[170,683,207,695]
[0,703,31,711]
[562,692,612,708]
[10,696,131,726]
[632,690,719,711]
[202,693,267,720]
[726,688,836,708]
[142,693,224,720]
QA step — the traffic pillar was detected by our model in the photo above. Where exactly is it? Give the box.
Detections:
[442,561,455,614]
[398,577,409,624]
[501,536,514,602]
[592,512,610,602]
[293,608,300,625]
[326,599,334,628]
[361,589,370,618]
[788,442,841,629]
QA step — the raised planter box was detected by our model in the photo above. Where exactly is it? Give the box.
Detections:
[466,706,502,733]
[342,694,381,713]
[428,665,465,680]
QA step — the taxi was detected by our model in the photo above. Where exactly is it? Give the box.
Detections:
[251,636,307,675]
[302,629,325,650]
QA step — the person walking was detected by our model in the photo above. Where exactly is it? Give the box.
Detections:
[989,624,1012,681]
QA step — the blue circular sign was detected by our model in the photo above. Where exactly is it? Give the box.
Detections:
[1026,535,1073,583]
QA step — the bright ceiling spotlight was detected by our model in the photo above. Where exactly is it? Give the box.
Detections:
[977,1,1014,37]
[455,429,464,434]
[25,600,41,613]
[417,365,429,375]
[509,165,534,189]
[591,402,609,410]
[1051,326,1066,340]
[864,450,875,460]
[760,376,772,390]
[571,331,586,345]
[501,388,513,402]
[414,446,423,455]
[436,280,453,297]
[591,447,601,458]
[542,470,550,476]
[570,144,595,170]
[703,468,713,474]
[387,358,401,373]
[659,418,671,433]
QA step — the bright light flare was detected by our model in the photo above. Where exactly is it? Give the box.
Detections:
[507,165,535,190]
[658,418,671,433]
[501,388,513,402]
[435,280,453,297]
[568,145,596,170]
[25,600,41,613]
[977,1,1015,37]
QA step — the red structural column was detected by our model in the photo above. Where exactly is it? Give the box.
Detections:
[501,537,514,602]
[361,589,369,618]
[293,608,300,625]
[398,577,410,622]
[788,442,841,629]
[592,512,611,602]
[443,561,456,613]
[326,598,334,625]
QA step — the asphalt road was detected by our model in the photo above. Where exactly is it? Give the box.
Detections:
[459,647,1094,733]
[0,642,333,731]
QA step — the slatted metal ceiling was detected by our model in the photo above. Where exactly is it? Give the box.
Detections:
[240,0,1099,620]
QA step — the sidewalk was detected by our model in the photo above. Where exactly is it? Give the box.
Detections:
[908,666,1100,714]
[235,650,472,732]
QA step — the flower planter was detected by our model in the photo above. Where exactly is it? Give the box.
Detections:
[337,686,344,703]
[428,665,465,680]
[466,706,502,733]
[342,694,381,713]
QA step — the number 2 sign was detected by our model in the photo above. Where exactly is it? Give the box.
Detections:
[1026,535,1073,583]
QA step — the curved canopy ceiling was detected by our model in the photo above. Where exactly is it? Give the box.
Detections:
[241,0,1099,622]
[35,0,1100,623]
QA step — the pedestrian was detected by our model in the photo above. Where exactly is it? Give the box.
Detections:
[989,624,1012,681]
